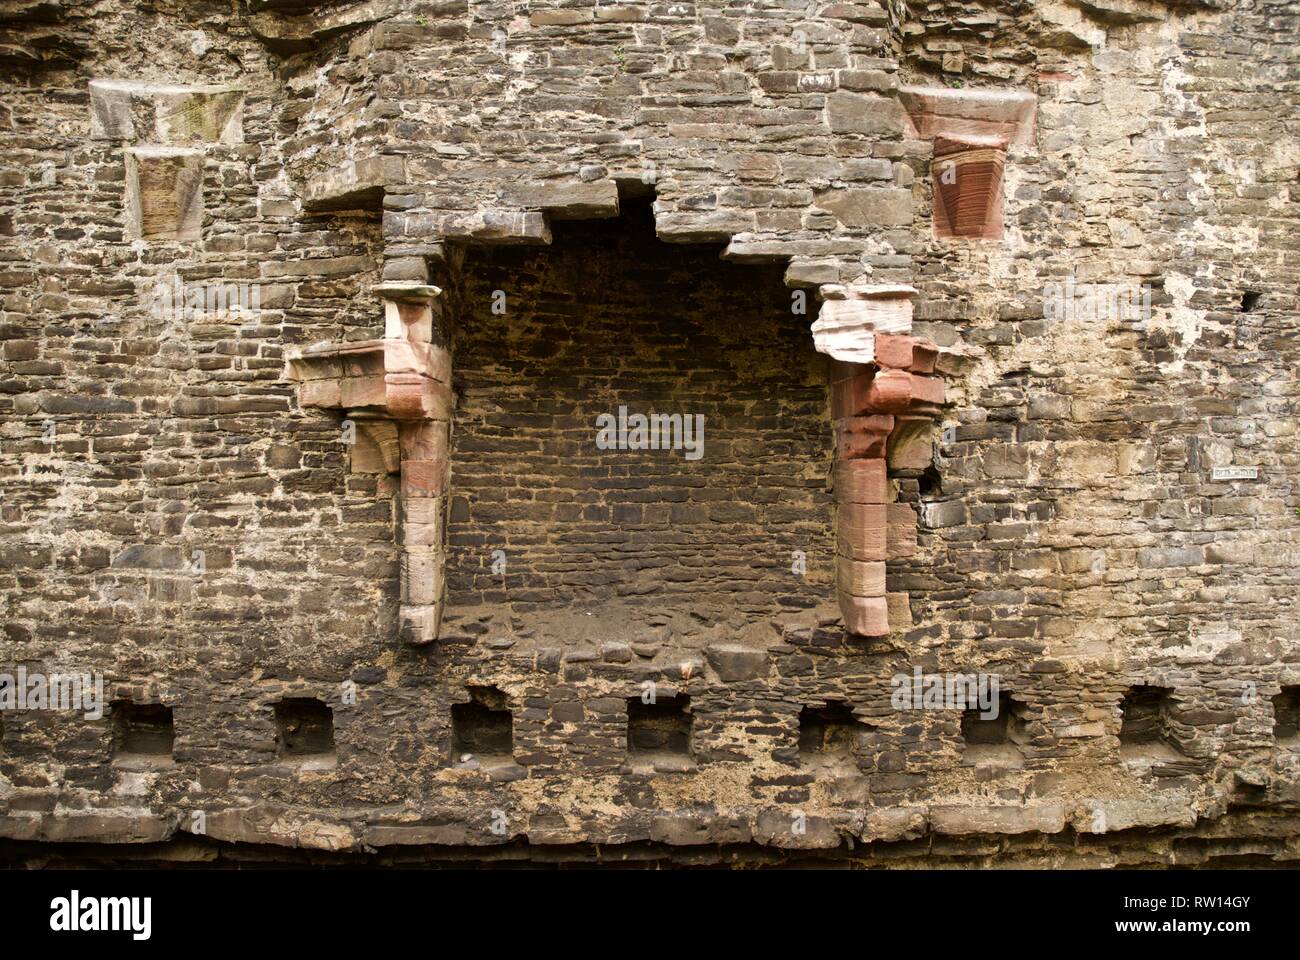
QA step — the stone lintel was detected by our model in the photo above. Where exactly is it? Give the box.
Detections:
[388,209,553,246]
[499,179,620,220]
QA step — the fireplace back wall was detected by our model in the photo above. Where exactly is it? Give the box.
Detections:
[444,203,834,629]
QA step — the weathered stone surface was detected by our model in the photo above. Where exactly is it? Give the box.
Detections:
[839,594,889,636]
[124,146,203,241]
[815,187,913,228]
[499,179,619,220]
[886,416,935,470]
[812,285,915,363]
[931,804,1067,835]
[655,209,755,243]
[304,155,407,211]
[836,557,886,597]
[753,810,843,849]
[932,147,1006,239]
[248,0,403,49]
[837,503,888,561]
[826,91,906,137]
[835,415,895,458]
[90,80,244,143]
[833,458,889,503]
[704,645,770,682]
[898,85,1036,150]
[0,0,1296,872]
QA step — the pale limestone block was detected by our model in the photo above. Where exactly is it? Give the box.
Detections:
[124,146,204,241]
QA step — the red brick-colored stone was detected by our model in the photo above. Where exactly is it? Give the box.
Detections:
[835,415,894,459]
[910,339,940,374]
[839,593,889,636]
[829,359,874,418]
[401,459,448,498]
[874,333,917,370]
[836,556,886,597]
[836,503,888,561]
[833,458,888,503]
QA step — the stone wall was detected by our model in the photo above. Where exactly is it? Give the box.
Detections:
[0,0,1296,865]
[446,203,832,618]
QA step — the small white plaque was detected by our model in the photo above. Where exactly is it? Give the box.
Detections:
[1211,466,1259,481]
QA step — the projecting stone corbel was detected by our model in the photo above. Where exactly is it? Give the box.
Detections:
[248,0,405,52]
[348,417,401,474]
[285,283,450,646]
[90,80,246,243]
[813,284,946,638]
[89,80,245,144]
[898,85,1035,241]
[302,155,407,213]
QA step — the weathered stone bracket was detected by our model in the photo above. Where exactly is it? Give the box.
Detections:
[815,285,945,637]
[932,146,1006,240]
[89,80,245,144]
[124,146,204,241]
[899,85,1036,240]
[898,86,1036,150]
[302,154,407,212]
[248,0,404,51]
[285,283,450,645]
[90,79,246,242]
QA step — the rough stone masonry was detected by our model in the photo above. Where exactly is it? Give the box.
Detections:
[0,0,1296,867]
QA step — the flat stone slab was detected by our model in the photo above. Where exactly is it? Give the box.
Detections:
[90,80,244,143]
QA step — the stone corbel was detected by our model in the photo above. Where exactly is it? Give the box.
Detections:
[285,282,450,645]
[898,85,1036,240]
[814,285,946,637]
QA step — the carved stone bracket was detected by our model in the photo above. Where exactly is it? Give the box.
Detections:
[815,285,946,637]
[898,85,1036,240]
[89,79,246,243]
[285,283,450,645]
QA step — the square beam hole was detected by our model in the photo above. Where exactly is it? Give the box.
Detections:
[627,694,691,768]
[273,697,335,765]
[451,685,514,768]
[1273,687,1300,745]
[1119,685,1183,761]
[961,692,1027,769]
[111,700,174,765]
[798,701,869,769]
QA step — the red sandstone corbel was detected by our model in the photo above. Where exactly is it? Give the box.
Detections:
[285,282,450,646]
[898,85,1035,241]
[818,287,947,639]
[897,86,1036,151]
